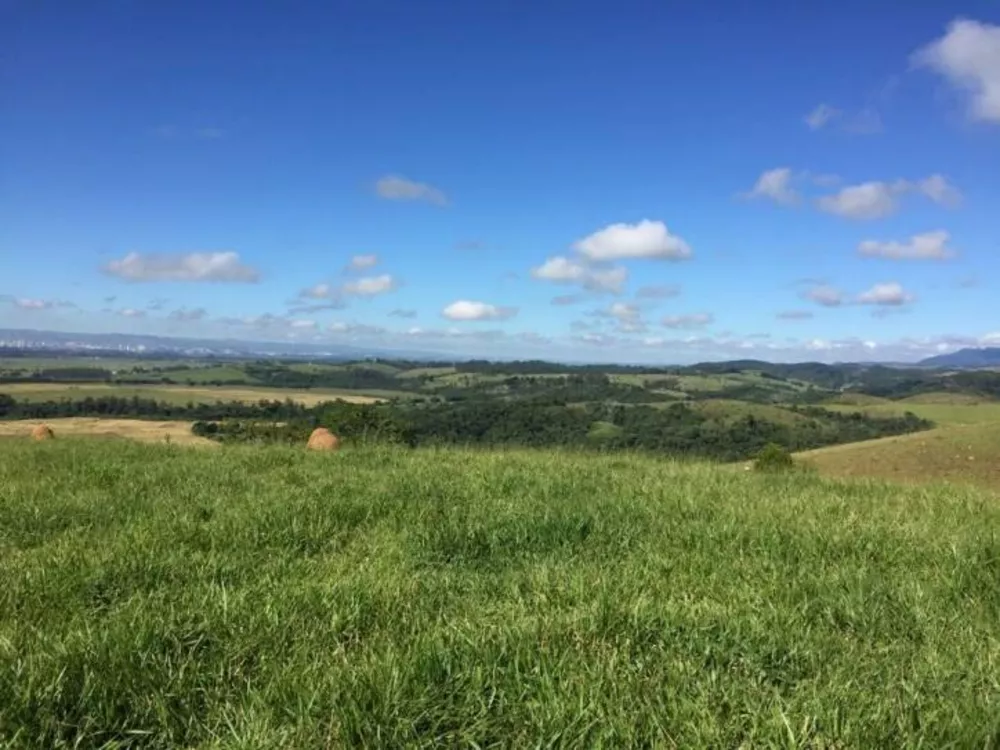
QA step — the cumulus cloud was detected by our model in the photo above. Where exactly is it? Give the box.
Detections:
[804,104,841,130]
[856,282,915,306]
[858,230,955,260]
[915,174,963,206]
[531,256,627,294]
[117,308,147,318]
[347,254,379,271]
[816,175,960,219]
[816,181,904,219]
[912,18,1000,123]
[375,175,449,206]
[742,167,800,206]
[168,307,208,321]
[441,300,518,321]
[342,274,398,296]
[776,310,815,320]
[573,220,692,261]
[803,285,844,307]
[104,251,260,283]
[661,313,714,329]
[298,283,337,300]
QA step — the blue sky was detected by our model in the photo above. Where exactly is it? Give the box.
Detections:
[1,0,998,363]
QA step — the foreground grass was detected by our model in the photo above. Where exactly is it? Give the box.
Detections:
[2,442,1000,748]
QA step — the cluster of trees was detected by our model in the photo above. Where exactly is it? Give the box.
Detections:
[0,394,312,422]
[243,363,416,391]
[433,373,675,405]
[194,398,930,462]
[0,367,115,383]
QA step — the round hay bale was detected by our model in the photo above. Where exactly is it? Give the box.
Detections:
[306,427,340,452]
[30,424,55,441]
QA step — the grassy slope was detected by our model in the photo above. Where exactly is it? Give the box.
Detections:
[803,400,1000,490]
[2,442,1000,747]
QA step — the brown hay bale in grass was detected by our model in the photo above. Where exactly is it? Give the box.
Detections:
[306,427,340,452]
[30,424,55,441]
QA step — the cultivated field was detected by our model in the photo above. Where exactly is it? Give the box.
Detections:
[1,441,999,746]
[0,418,212,446]
[0,383,387,406]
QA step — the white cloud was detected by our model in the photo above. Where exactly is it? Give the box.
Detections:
[597,301,648,333]
[743,167,800,206]
[573,220,692,261]
[342,274,398,296]
[441,300,518,321]
[347,254,379,270]
[117,308,146,318]
[913,18,1000,123]
[290,319,317,329]
[803,285,844,307]
[816,181,902,219]
[14,298,53,310]
[375,175,449,206]
[104,251,260,283]
[168,307,207,321]
[531,256,627,293]
[298,283,336,300]
[856,282,914,306]
[817,174,961,219]
[661,313,714,329]
[804,103,840,130]
[608,302,640,321]
[858,230,955,260]
[915,174,963,206]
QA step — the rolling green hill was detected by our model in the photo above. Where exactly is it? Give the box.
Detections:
[2,441,999,747]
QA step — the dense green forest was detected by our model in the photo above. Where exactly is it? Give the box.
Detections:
[0,391,928,461]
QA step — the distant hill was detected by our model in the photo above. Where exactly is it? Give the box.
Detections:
[919,348,1000,369]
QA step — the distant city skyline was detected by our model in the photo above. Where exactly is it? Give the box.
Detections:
[2,2,997,364]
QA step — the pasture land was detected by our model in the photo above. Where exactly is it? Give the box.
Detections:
[0,383,388,406]
[798,420,1000,491]
[0,418,210,446]
[821,399,1000,427]
[1,442,999,746]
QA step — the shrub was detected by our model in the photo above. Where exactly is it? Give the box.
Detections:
[754,442,795,472]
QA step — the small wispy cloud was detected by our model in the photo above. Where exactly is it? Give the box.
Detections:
[375,175,449,206]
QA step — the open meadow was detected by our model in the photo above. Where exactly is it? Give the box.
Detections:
[0,418,213,446]
[0,383,388,406]
[2,440,999,747]
[801,396,1000,490]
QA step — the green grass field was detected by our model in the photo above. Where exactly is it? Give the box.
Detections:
[2,441,999,747]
